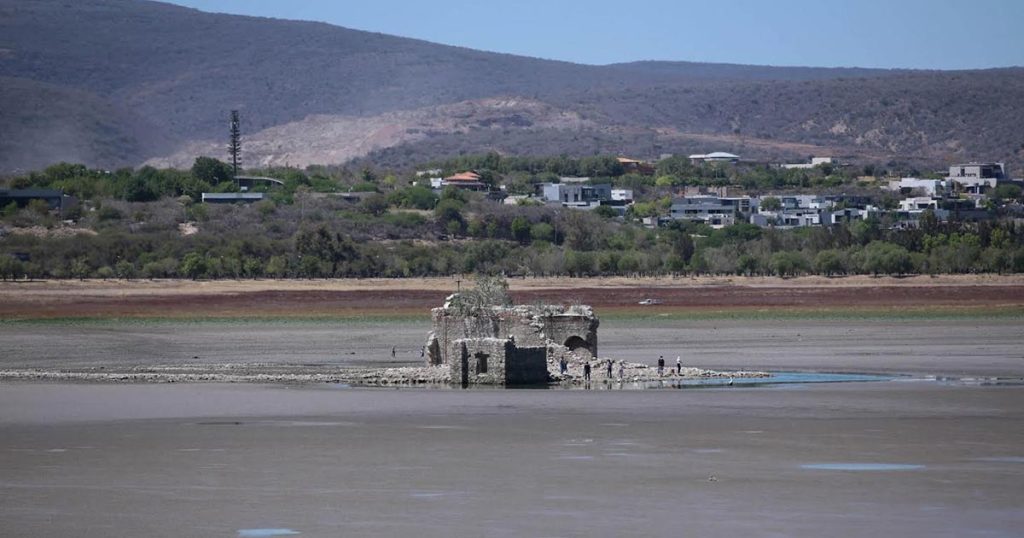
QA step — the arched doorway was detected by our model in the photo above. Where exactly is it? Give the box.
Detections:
[563,336,593,358]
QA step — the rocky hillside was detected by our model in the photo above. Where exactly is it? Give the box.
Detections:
[1,0,1022,173]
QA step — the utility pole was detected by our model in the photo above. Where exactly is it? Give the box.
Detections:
[228,110,241,186]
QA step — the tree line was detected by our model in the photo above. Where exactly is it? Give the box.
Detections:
[2,157,1023,281]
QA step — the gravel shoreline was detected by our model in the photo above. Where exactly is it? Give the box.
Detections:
[0,361,769,386]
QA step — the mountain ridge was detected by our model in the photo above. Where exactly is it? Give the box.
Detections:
[1,0,1021,173]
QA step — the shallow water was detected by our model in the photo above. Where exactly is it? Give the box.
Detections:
[1,382,1022,538]
[801,463,926,471]
[643,371,896,389]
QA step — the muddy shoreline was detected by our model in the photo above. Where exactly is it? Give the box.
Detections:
[2,275,1023,320]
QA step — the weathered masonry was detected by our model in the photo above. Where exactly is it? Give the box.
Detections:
[448,338,548,385]
[424,295,600,384]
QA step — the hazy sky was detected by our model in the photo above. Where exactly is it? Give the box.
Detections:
[166,0,1024,69]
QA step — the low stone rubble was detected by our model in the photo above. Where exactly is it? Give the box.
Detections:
[0,359,767,386]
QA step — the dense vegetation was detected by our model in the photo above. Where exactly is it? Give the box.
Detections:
[2,156,1023,281]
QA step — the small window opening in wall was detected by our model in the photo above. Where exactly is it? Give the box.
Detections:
[475,352,489,374]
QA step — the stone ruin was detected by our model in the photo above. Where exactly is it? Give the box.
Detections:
[424,293,600,385]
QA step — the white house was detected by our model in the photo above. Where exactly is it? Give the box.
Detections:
[781,156,837,170]
[947,162,1005,194]
[888,178,948,196]
[898,197,939,211]
[689,152,740,164]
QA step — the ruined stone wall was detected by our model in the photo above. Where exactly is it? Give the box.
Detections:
[503,344,547,385]
[537,315,599,358]
[426,298,598,367]
[448,338,547,385]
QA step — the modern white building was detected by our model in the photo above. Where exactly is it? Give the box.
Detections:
[670,196,749,228]
[781,156,837,170]
[538,183,612,209]
[751,209,822,228]
[611,189,634,202]
[888,178,948,196]
[947,162,1005,194]
[898,197,940,211]
[688,152,740,164]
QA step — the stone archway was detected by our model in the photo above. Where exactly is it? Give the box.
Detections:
[563,336,593,358]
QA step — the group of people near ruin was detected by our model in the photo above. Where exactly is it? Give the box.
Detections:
[571,354,683,382]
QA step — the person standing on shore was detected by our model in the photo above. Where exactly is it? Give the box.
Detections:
[618,360,625,380]
[606,360,613,378]
[676,356,682,375]
[657,356,665,376]
[583,362,591,381]
[559,357,567,375]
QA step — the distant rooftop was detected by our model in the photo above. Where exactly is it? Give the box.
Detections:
[444,171,482,182]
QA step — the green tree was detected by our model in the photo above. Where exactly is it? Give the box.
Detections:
[760,196,782,211]
[530,222,556,243]
[1,201,18,219]
[511,216,531,244]
[0,256,24,281]
[861,241,912,276]
[294,226,357,276]
[992,183,1023,202]
[27,199,52,216]
[96,266,115,280]
[814,249,846,276]
[70,257,91,280]
[179,252,208,280]
[736,254,760,276]
[359,193,390,216]
[389,186,438,210]
[265,255,289,278]
[435,199,465,232]
[769,251,807,277]
[114,260,136,280]
[191,157,233,185]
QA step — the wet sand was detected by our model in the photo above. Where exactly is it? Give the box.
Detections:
[1,382,1022,537]
[1,316,1023,537]
[1,318,1021,377]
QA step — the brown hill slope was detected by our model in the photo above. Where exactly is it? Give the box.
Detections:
[1,0,1021,173]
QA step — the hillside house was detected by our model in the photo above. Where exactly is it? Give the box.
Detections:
[688,152,740,164]
[888,177,948,196]
[0,189,76,213]
[751,209,822,228]
[670,196,749,228]
[441,171,487,191]
[898,197,939,211]
[948,162,1005,194]
[539,182,612,209]
[780,156,837,170]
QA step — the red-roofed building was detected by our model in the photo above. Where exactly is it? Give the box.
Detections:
[442,171,487,190]
[617,157,655,176]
